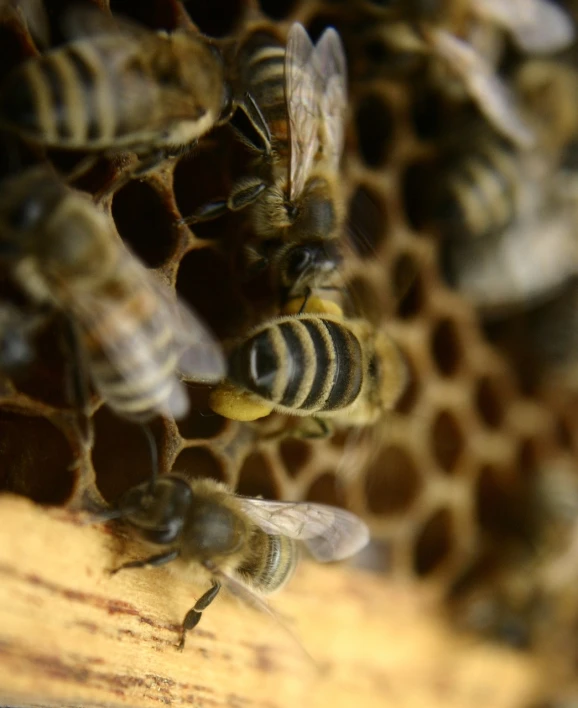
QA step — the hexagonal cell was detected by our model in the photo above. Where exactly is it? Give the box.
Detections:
[112,181,178,268]
[92,407,164,504]
[401,158,438,233]
[0,411,74,505]
[516,439,538,480]
[175,385,226,440]
[279,438,313,478]
[259,0,297,21]
[306,471,346,508]
[355,93,395,169]
[431,410,464,474]
[475,375,506,430]
[176,247,243,338]
[475,464,532,541]
[237,451,279,499]
[412,507,454,577]
[392,252,424,319]
[346,275,385,326]
[173,127,249,241]
[346,183,389,259]
[431,317,463,377]
[173,445,227,483]
[13,316,75,410]
[364,444,422,516]
[182,0,243,37]
[109,0,181,31]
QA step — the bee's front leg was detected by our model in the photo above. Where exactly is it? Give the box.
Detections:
[177,580,221,651]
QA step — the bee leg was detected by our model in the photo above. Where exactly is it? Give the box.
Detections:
[109,549,180,576]
[296,417,333,439]
[177,581,221,651]
[63,154,100,184]
[178,179,267,226]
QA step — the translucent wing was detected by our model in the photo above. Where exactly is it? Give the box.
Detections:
[62,4,151,40]
[285,23,320,201]
[66,245,225,420]
[237,497,369,562]
[432,29,535,149]
[313,27,347,173]
[475,0,574,53]
[0,0,49,46]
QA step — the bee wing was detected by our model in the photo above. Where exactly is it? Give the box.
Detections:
[285,23,321,201]
[474,0,574,53]
[313,27,347,173]
[431,29,535,149]
[0,0,49,47]
[237,497,369,562]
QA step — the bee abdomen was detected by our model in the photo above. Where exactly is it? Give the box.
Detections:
[439,144,519,240]
[0,42,151,148]
[242,532,297,593]
[229,316,363,413]
[83,295,179,420]
[244,41,289,153]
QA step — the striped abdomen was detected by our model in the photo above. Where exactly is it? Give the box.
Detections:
[0,37,156,149]
[439,141,519,240]
[228,315,363,414]
[81,284,182,421]
[241,531,297,593]
[241,32,289,158]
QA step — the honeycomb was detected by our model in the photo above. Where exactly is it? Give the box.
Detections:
[2,0,578,704]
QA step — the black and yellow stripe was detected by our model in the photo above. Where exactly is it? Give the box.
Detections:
[440,141,519,240]
[242,531,297,593]
[240,32,290,157]
[83,289,179,421]
[229,315,363,413]
[0,38,152,148]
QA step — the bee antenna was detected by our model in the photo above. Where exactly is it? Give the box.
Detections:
[141,424,159,493]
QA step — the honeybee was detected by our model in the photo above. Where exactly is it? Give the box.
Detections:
[107,473,369,650]
[181,23,348,304]
[0,6,231,182]
[433,132,521,241]
[356,0,574,147]
[208,298,408,434]
[0,166,226,421]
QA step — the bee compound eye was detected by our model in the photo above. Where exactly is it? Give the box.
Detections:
[286,248,312,277]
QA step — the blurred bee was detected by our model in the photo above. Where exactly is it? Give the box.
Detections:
[432,133,521,241]
[439,62,578,314]
[208,298,407,435]
[0,5,231,182]
[354,0,575,147]
[106,473,369,650]
[0,166,225,421]
[181,23,348,305]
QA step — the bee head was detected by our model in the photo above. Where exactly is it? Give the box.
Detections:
[118,475,193,545]
[280,242,341,291]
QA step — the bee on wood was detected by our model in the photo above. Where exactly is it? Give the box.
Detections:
[0,166,225,421]
[208,297,407,436]
[0,5,232,183]
[107,473,369,650]
[181,22,348,305]
[355,0,575,147]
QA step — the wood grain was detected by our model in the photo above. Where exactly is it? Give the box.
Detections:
[0,494,543,708]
